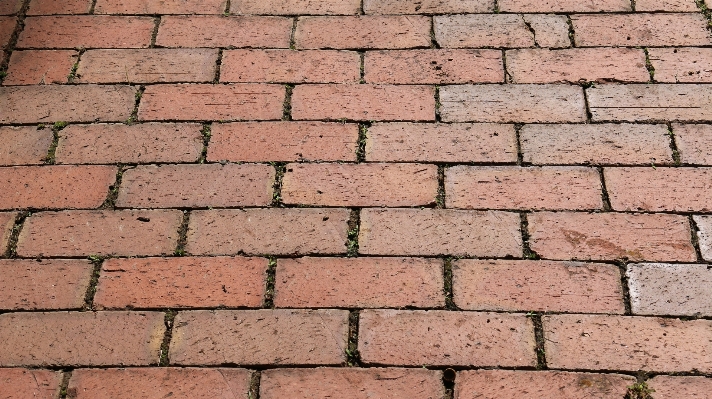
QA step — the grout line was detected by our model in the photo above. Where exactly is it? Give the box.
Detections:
[617,260,634,316]
[214,49,224,83]
[630,0,636,11]
[82,256,103,311]
[359,51,365,83]
[289,17,298,49]
[521,15,539,48]
[443,257,457,310]
[224,0,231,15]
[0,0,31,85]
[271,162,286,206]
[582,84,593,122]
[282,85,294,121]
[159,310,177,366]
[199,123,212,163]
[360,0,365,15]
[248,371,262,399]
[175,211,190,256]
[598,167,613,211]
[501,50,511,83]
[520,213,540,260]
[689,215,706,263]
[100,166,127,209]
[126,86,145,125]
[697,0,712,32]
[263,257,277,308]
[565,15,576,47]
[150,16,161,48]
[347,209,361,257]
[434,86,442,121]
[642,48,655,83]
[89,0,98,14]
[66,49,85,83]
[531,314,548,369]
[514,123,524,165]
[356,123,368,162]
[4,211,29,258]
[43,122,66,165]
[493,0,500,13]
[430,16,440,48]
[346,310,361,366]
[667,123,682,165]
[443,368,456,399]
[59,370,72,399]
[436,165,446,208]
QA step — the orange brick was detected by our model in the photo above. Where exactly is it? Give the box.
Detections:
[95,0,227,14]
[0,126,53,165]
[434,15,533,48]
[295,16,430,49]
[0,0,22,15]
[0,16,15,47]
[627,263,712,316]
[3,50,77,85]
[156,16,292,48]
[648,376,712,399]
[17,16,154,49]
[500,0,630,11]
[0,369,62,399]
[27,0,92,14]
[675,124,712,165]
[232,0,360,15]
[0,211,16,251]
[364,0,491,13]
[572,14,711,47]
[648,47,712,83]
[521,14,571,48]
[635,0,699,11]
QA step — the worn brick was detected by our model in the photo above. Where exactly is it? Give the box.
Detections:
[169,309,348,365]
[0,126,53,165]
[156,16,292,48]
[187,208,349,256]
[635,0,699,11]
[94,257,266,310]
[292,84,435,121]
[544,314,712,372]
[95,0,227,14]
[295,16,430,49]
[572,14,711,47]
[68,368,252,399]
[359,209,522,257]
[3,50,77,85]
[0,0,22,15]
[0,311,165,367]
[500,0,630,12]
[18,16,154,48]
[0,165,116,210]
[27,0,91,14]
[453,259,624,313]
[275,257,444,308]
[233,0,360,15]
[0,212,16,251]
[117,164,274,208]
[139,84,284,121]
[221,49,359,83]
[676,124,712,165]
[440,84,586,123]
[282,163,438,207]
[364,49,502,84]
[648,376,712,399]
[364,0,491,14]
[0,16,14,47]
[649,48,712,83]
[627,263,712,317]
[434,15,533,48]
[208,122,359,162]
[528,212,696,262]
[0,259,93,311]
[695,215,712,262]
[55,123,203,165]
[0,369,62,399]
[521,14,571,48]
[520,123,673,165]
[17,210,182,257]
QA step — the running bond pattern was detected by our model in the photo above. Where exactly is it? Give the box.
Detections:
[0,0,711,397]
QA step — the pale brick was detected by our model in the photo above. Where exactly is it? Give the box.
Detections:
[27,0,92,14]
[521,14,571,48]
[636,0,699,11]
[648,376,712,399]
[572,14,711,47]
[364,0,492,14]
[3,50,77,85]
[499,0,630,12]
[628,263,712,316]
[435,14,533,48]
[95,0,227,14]
[295,16,431,49]
[232,0,360,15]
[0,126,53,165]
[17,16,154,49]
[649,47,712,83]
[675,124,712,165]
[156,16,292,48]
[694,215,712,262]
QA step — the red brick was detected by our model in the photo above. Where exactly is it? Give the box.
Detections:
[3,50,77,85]
[0,16,14,48]
[499,0,630,12]
[0,311,165,367]
[571,14,711,47]
[139,84,284,121]
[208,122,359,162]
[27,0,92,14]
[522,14,571,48]
[366,122,516,163]
[295,16,430,49]
[587,84,712,122]
[446,166,603,210]
[364,0,491,13]
[0,165,116,210]
[627,263,712,317]
[605,167,712,212]
[95,0,226,14]
[233,0,360,15]
[68,368,252,399]
[453,259,624,313]
[695,215,712,262]
[636,0,699,11]
[17,209,182,257]
[76,49,218,84]
[274,257,444,308]
[544,314,712,372]
[648,376,712,399]
[520,123,673,166]
[677,124,712,165]
[55,123,204,165]
[116,164,274,208]
[359,209,522,257]
[156,16,292,48]
[292,84,434,121]
[434,15,533,49]
[359,310,535,367]
[0,126,53,165]
[0,0,22,15]
[364,49,502,84]
[0,211,16,251]
[0,259,92,311]
[282,163,438,207]
[169,309,348,365]
[94,257,266,309]
[0,85,137,123]
[648,48,712,83]
[0,369,62,399]
[221,49,359,83]
[440,84,586,123]
[529,212,696,262]
[455,370,635,399]
[187,208,349,255]
[261,368,444,399]
[18,16,154,49]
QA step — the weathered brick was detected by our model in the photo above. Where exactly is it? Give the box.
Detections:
[446,166,602,210]
[695,215,712,261]
[0,0,22,15]
[292,84,435,121]
[0,212,16,251]
[282,163,438,207]
[528,212,696,262]
[648,48,712,83]
[635,0,699,11]
[94,257,266,309]
[571,14,711,47]
[453,259,624,313]
[434,15,533,48]
[0,369,62,399]
[440,84,586,123]
[0,311,165,367]
[499,0,630,12]
[0,126,53,165]
[295,16,430,49]
[116,164,274,208]
[627,263,712,317]
[0,165,116,210]
[648,376,712,399]
[169,309,348,365]
[544,314,712,372]
[359,310,535,367]
[3,50,77,85]
[364,49,503,84]
[274,257,444,308]
[221,49,359,83]
[233,0,360,15]
[0,85,137,123]
[364,0,491,14]
[139,84,284,121]
[605,167,712,212]
[187,208,349,256]
[76,49,218,84]
[455,370,635,399]
[55,123,203,164]
[156,16,292,48]
[68,368,252,399]
[27,0,92,14]
[520,123,673,165]
[208,122,359,162]
[95,0,226,14]
[261,368,444,399]
[0,259,93,310]
[0,16,14,47]
[359,209,522,257]
[676,124,712,165]
[18,16,154,48]
[521,14,571,48]
[17,210,182,257]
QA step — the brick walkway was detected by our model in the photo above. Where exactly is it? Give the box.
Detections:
[1,0,712,398]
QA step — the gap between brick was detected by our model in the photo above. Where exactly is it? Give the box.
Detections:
[346,310,361,366]
[159,310,178,366]
[3,211,29,258]
[175,211,190,256]
[199,123,212,163]
[0,0,31,84]
[150,17,161,48]
[565,16,576,47]
[347,209,361,257]
[248,371,261,399]
[597,167,613,211]
[667,123,682,165]
[101,166,128,209]
[263,257,277,308]
[82,256,104,311]
[58,370,72,399]
[617,260,634,315]
[688,216,706,263]
[443,257,457,310]
[520,213,540,260]
[642,48,655,83]
[436,165,446,208]
[530,314,548,370]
